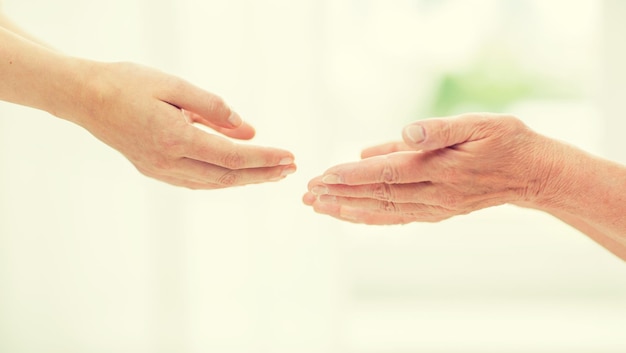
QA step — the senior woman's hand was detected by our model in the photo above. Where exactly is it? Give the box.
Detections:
[304,112,626,261]
[303,113,559,224]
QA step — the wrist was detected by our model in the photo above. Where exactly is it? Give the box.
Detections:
[43,56,103,126]
[514,134,576,211]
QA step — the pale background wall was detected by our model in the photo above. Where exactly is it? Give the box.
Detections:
[1,1,625,352]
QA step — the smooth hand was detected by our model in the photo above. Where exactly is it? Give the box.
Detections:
[66,61,296,189]
[304,113,556,224]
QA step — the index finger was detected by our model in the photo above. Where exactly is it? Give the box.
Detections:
[162,78,242,129]
[360,141,412,159]
[184,110,256,140]
[185,127,294,169]
[321,151,436,186]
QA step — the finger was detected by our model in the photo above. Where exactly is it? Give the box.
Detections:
[309,195,455,224]
[174,157,297,187]
[202,120,256,140]
[317,195,450,216]
[163,78,242,128]
[184,110,256,140]
[313,179,509,211]
[361,141,412,159]
[308,178,435,204]
[303,191,317,206]
[402,113,499,151]
[185,127,295,169]
[309,199,414,225]
[320,151,436,186]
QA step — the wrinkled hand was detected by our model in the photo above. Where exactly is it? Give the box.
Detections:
[304,113,555,224]
[70,61,296,189]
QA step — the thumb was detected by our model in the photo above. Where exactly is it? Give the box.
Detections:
[401,113,491,151]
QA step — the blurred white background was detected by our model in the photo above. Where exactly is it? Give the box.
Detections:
[1,0,626,352]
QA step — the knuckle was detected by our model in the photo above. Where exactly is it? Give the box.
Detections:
[439,120,453,144]
[207,95,229,118]
[380,200,399,213]
[485,114,528,136]
[217,170,239,186]
[505,115,530,134]
[221,150,246,169]
[501,114,523,126]
[380,159,400,183]
[208,95,226,111]
[372,183,394,201]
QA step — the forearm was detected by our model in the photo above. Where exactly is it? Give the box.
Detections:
[0,26,92,122]
[531,137,626,260]
[549,210,626,261]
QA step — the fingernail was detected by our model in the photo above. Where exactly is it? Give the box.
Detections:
[405,125,425,144]
[227,111,243,127]
[319,195,337,203]
[311,185,328,195]
[281,166,297,177]
[279,157,294,166]
[322,174,343,184]
[339,208,360,222]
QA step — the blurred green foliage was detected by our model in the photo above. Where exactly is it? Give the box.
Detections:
[424,50,579,117]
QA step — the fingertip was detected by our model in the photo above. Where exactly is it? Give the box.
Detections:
[245,123,256,139]
[361,148,375,159]
[281,164,297,178]
[231,122,256,140]
[302,192,316,206]
[279,155,295,166]
[306,176,324,191]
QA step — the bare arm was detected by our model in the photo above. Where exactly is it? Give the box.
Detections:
[0,11,296,189]
[529,142,626,258]
[550,211,626,260]
[0,26,71,114]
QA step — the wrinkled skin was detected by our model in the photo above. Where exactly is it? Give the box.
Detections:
[304,113,550,224]
[304,113,626,261]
